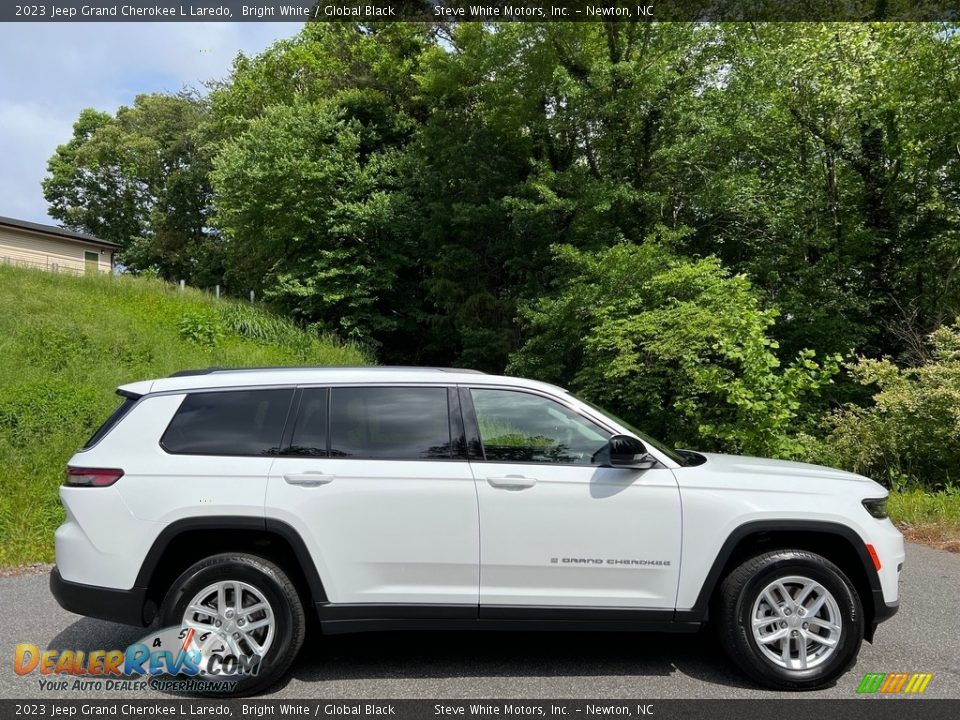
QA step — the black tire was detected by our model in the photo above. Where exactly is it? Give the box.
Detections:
[716,549,864,690]
[158,553,306,696]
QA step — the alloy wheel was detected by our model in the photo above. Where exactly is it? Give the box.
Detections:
[750,574,843,671]
[181,580,276,661]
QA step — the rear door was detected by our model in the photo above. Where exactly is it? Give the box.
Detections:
[266,385,480,607]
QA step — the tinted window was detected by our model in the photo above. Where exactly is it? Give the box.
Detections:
[161,389,294,456]
[287,388,329,457]
[83,394,138,449]
[330,387,451,460]
[471,389,610,464]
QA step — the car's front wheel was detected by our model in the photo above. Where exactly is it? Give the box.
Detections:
[159,553,306,696]
[716,549,864,690]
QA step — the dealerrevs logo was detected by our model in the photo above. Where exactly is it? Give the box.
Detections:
[14,625,259,692]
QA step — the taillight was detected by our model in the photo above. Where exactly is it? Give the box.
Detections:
[64,467,124,487]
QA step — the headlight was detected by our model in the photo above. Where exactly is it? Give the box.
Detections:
[862,497,888,519]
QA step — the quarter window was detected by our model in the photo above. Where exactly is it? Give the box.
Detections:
[471,389,610,464]
[329,387,452,460]
[83,394,138,449]
[161,389,294,456]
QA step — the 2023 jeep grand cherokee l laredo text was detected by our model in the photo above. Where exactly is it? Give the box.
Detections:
[51,367,903,694]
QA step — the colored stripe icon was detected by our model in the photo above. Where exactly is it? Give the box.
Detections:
[857,672,933,694]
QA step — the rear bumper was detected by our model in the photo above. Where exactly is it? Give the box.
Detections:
[49,567,152,627]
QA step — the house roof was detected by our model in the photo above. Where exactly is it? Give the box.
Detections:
[0,215,120,249]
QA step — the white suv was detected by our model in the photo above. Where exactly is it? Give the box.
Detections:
[51,367,903,694]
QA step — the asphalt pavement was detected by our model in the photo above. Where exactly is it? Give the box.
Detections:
[1,543,957,699]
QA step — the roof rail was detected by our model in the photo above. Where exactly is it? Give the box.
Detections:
[167,366,486,378]
[167,368,223,377]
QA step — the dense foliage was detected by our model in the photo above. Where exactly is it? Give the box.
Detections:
[818,322,960,488]
[43,22,960,485]
[508,237,840,457]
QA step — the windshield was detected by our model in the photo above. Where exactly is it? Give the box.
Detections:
[574,396,688,466]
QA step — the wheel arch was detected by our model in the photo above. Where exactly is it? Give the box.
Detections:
[679,520,882,637]
[135,516,327,623]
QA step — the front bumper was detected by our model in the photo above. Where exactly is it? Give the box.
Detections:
[49,567,152,627]
[864,571,901,643]
[873,594,900,624]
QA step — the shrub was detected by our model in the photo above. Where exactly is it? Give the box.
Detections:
[508,236,840,458]
[177,311,223,349]
[817,321,960,489]
[218,303,368,363]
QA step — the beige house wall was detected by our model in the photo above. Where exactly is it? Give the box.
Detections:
[0,225,113,274]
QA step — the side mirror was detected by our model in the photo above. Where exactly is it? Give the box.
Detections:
[593,434,658,470]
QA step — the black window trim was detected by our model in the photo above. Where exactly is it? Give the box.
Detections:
[153,381,628,464]
[282,383,466,463]
[281,387,306,452]
[82,390,143,451]
[457,386,484,461]
[158,387,298,458]
[461,384,620,468]
[279,387,330,458]
[448,387,468,460]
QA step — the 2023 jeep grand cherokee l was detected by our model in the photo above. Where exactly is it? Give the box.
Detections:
[51,367,903,694]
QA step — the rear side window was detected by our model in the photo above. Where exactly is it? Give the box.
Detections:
[287,388,329,456]
[161,389,294,456]
[329,387,451,460]
[82,394,139,449]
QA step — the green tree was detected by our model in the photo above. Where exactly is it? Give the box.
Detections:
[43,108,146,248]
[671,24,960,362]
[411,22,719,369]
[43,19,960,428]
[509,236,840,457]
[211,97,411,344]
[205,23,434,348]
[43,93,219,283]
[209,23,431,126]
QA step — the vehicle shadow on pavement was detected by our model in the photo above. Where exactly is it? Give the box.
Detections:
[44,620,765,693]
[286,629,761,691]
[48,617,145,651]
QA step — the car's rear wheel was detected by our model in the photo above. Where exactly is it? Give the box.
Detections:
[717,549,864,690]
[159,553,305,696]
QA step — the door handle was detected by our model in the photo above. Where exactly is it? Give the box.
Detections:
[486,475,537,490]
[283,472,334,487]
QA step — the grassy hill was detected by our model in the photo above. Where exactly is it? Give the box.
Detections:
[0,265,369,566]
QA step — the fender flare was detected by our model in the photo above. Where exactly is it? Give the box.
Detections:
[675,519,882,623]
[134,515,328,604]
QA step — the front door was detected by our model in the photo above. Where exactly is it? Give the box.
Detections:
[466,387,682,609]
[266,385,479,607]
[84,251,98,275]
